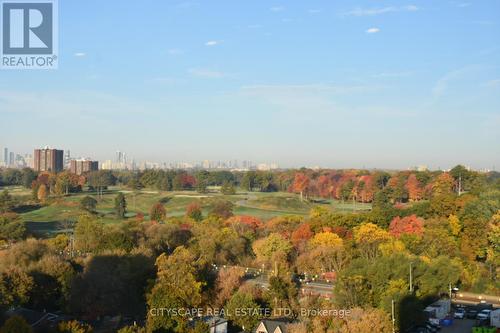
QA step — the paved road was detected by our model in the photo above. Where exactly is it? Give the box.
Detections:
[246,271,334,297]
[440,319,475,333]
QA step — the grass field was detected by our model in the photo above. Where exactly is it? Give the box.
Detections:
[1,185,372,236]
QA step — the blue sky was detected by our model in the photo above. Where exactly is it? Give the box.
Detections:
[1,0,499,169]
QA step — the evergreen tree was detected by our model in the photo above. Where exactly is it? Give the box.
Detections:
[114,193,127,219]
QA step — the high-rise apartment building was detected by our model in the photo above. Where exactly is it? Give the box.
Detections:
[34,147,64,172]
[64,150,71,167]
[69,159,99,175]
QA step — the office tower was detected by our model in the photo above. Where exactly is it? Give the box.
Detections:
[69,159,99,175]
[116,151,123,163]
[64,150,71,167]
[34,147,64,172]
[3,148,8,164]
[9,152,14,166]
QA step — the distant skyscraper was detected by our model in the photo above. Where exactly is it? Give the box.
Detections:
[70,159,99,175]
[34,147,64,172]
[64,150,71,167]
[116,151,123,163]
[9,152,14,166]
[3,148,7,164]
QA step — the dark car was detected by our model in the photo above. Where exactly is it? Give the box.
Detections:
[466,309,478,319]
[407,326,430,333]
[425,324,437,333]
[427,321,441,331]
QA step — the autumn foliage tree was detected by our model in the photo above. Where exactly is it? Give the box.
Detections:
[432,172,455,197]
[225,215,263,235]
[0,316,33,333]
[186,202,203,222]
[292,173,310,201]
[147,247,202,331]
[214,266,245,307]
[357,175,375,202]
[37,184,48,203]
[339,307,393,333]
[406,174,422,201]
[354,223,391,259]
[252,233,293,269]
[291,223,313,249]
[389,215,424,237]
[150,203,166,222]
[316,175,333,198]
[298,231,349,275]
[309,232,343,249]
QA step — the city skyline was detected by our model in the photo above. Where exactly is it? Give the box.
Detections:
[1,0,499,169]
[1,144,495,173]
[0,145,283,171]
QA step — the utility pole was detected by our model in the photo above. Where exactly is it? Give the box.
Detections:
[409,262,413,293]
[70,233,75,258]
[449,283,452,300]
[458,174,462,196]
[391,299,396,333]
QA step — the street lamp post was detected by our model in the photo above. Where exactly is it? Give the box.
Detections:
[391,299,396,333]
[409,262,413,293]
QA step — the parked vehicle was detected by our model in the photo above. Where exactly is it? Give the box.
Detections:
[427,321,441,331]
[466,309,479,319]
[477,309,492,321]
[407,326,429,333]
[424,300,451,321]
[453,308,466,319]
[425,323,438,333]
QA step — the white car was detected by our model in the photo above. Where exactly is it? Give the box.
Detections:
[454,308,466,319]
[477,309,492,320]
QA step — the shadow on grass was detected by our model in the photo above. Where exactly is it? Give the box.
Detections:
[310,198,330,205]
[13,204,42,214]
[25,220,76,237]
[159,196,172,204]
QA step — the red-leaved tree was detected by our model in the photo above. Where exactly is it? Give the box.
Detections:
[389,214,424,237]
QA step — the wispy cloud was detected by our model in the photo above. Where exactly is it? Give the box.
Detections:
[471,20,496,26]
[205,40,221,47]
[149,77,185,85]
[270,6,285,12]
[74,52,86,57]
[366,27,380,34]
[372,71,414,78]
[188,68,226,78]
[308,9,321,14]
[0,90,149,117]
[239,83,382,114]
[343,5,418,17]
[242,84,380,95]
[484,79,500,88]
[432,65,483,98]
[167,48,184,55]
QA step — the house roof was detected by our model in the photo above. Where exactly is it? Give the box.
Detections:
[255,319,289,333]
[4,307,56,327]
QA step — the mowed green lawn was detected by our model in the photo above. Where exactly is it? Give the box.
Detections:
[2,186,371,236]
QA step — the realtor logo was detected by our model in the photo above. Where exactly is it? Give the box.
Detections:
[1,0,58,69]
